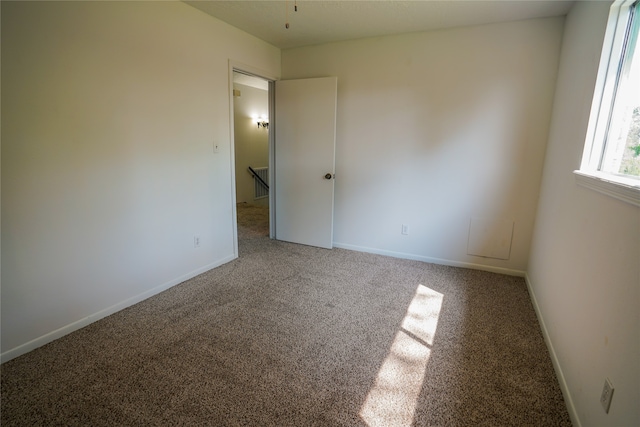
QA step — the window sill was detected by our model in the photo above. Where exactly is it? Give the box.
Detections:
[574,170,640,207]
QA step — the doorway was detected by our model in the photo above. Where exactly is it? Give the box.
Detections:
[232,70,272,247]
[230,67,337,255]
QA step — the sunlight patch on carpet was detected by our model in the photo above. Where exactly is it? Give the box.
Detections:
[359,284,443,427]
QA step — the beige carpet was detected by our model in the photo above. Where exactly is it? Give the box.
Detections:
[237,202,270,240]
[1,204,571,426]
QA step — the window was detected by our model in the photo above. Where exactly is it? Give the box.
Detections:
[576,0,640,206]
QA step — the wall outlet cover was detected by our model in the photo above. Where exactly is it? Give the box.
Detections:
[600,378,614,414]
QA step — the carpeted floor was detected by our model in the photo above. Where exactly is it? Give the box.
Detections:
[1,203,571,426]
[236,202,270,240]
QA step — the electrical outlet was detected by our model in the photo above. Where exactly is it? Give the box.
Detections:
[600,378,614,413]
[401,224,409,235]
[194,236,201,248]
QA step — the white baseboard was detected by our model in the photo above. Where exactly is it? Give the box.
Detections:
[524,273,581,427]
[332,242,526,277]
[0,254,236,364]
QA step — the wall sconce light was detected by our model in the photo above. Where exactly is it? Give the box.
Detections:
[253,115,269,129]
[257,116,269,129]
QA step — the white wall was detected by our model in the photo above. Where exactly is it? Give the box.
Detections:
[1,1,280,360]
[282,17,564,274]
[527,2,639,426]
[233,83,269,206]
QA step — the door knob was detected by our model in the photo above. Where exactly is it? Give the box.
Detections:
[324,173,333,180]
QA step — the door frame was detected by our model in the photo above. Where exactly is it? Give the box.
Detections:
[228,60,277,258]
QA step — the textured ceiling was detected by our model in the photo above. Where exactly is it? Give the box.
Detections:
[185,0,575,49]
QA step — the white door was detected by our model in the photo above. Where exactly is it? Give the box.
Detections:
[275,77,337,249]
